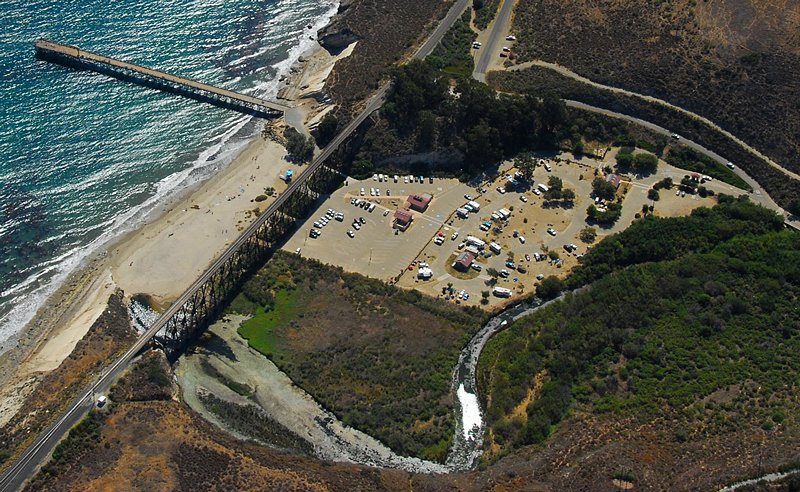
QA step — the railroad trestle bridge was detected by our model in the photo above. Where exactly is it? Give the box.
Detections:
[152,162,346,358]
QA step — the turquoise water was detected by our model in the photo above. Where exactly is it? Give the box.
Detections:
[0,0,337,349]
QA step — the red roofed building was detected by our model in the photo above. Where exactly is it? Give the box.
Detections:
[407,193,432,212]
[393,209,413,231]
[606,173,622,189]
[452,252,475,272]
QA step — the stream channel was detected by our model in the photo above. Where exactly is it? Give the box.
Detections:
[157,294,559,473]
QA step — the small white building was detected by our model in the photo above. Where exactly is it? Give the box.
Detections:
[417,267,433,280]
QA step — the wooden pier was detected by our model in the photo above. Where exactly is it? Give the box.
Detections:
[35,38,291,117]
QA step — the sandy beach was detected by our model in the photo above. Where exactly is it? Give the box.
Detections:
[0,39,352,426]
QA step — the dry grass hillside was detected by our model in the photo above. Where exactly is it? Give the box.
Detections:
[509,0,800,174]
[320,0,453,116]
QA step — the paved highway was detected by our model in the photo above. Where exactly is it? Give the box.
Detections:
[473,0,516,81]
[0,1,469,490]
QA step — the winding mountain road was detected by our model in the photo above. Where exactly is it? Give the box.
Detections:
[509,60,800,182]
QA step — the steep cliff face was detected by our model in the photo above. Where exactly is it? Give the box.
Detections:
[317,0,360,54]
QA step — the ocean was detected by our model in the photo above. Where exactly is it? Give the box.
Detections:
[0,0,338,352]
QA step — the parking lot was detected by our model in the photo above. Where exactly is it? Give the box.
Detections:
[282,175,474,281]
[284,151,741,310]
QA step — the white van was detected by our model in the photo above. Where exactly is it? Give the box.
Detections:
[490,242,502,254]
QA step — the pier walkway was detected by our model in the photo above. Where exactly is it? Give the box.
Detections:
[35,39,291,116]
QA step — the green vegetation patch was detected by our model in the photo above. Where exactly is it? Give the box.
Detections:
[229,251,487,462]
[237,288,301,357]
[665,146,750,190]
[477,199,798,459]
[473,0,500,30]
[428,11,475,78]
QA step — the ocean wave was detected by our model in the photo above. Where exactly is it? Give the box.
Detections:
[0,0,340,353]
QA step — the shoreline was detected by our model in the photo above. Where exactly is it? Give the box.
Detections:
[0,27,354,426]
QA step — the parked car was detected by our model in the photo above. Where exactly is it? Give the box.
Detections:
[347,230,355,238]
[359,216,366,224]
[464,194,473,200]
[547,228,557,236]
[519,236,526,244]
[519,195,528,203]
[451,232,459,240]
[352,222,361,230]
[536,273,545,280]
[471,263,482,272]
[505,35,516,41]
[360,187,365,196]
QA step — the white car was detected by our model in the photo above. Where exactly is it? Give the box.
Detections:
[376,188,381,196]
[403,176,409,183]
[451,232,459,240]
[547,228,557,236]
[370,188,375,196]
[496,187,506,194]
[533,189,542,196]
[505,35,516,41]
[502,46,510,52]
[519,236,526,244]
[520,195,528,203]
[347,230,355,238]
[727,162,735,169]
[360,187,365,196]
[353,222,361,230]
[394,175,399,183]
[372,174,378,181]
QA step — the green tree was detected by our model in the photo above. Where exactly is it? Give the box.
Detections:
[285,128,314,163]
[561,188,576,204]
[315,113,338,147]
[633,152,658,174]
[417,110,437,150]
[648,189,660,201]
[592,177,617,200]
[579,227,597,243]
[788,199,800,217]
[548,250,560,261]
[535,276,564,300]
[616,151,634,169]
[515,153,536,182]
